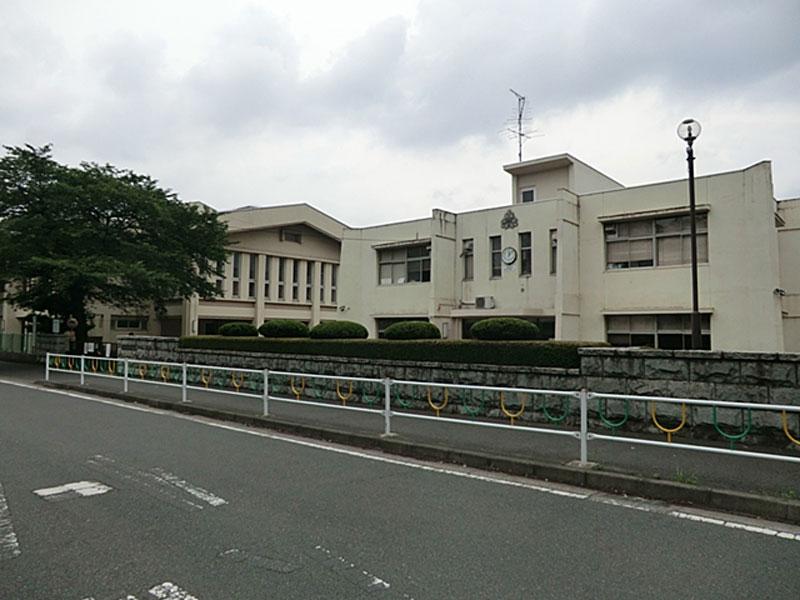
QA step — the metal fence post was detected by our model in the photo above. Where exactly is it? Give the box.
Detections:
[383,377,392,436]
[579,388,589,465]
[123,359,129,393]
[45,352,50,382]
[262,369,270,417]
[181,363,187,403]
[80,355,85,385]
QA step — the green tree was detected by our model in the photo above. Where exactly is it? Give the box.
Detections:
[0,144,228,343]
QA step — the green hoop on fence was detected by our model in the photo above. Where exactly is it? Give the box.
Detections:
[712,406,752,449]
[541,396,571,423]
[395,385,414,409]
[361,382,381,406]
[597,398,629,432]
[461,390,485,417]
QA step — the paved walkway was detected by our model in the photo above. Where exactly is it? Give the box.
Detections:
[2,359,800,501]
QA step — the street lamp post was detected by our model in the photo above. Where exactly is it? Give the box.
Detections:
[677,118,702,350]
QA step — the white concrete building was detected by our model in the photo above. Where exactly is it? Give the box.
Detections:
[2,153,798,352]
[339,154,799,351]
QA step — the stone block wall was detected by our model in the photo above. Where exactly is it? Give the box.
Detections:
[117,337,800,442]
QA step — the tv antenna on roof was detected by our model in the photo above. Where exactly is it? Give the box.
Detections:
[503,88,541,162]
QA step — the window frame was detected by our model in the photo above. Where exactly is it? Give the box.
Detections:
[519,232,532,276]
[462,239,474,281]
[377,244,431,286]
[604,214,708,270]
[520,187,536,203]
[490,236,502,278]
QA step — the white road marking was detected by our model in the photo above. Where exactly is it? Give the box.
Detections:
[4,378,800,544]
[148,468,227,507]
[87,455,226,510]
[148,581,199,599]
[0,483,21,560]
[313,545,392,592]
[34,480,112,500]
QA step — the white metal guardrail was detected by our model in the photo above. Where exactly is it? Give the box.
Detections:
[45,353,800,465]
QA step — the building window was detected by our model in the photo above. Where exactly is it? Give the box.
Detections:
[519,232,532,276]
[520,187,536,203]
[331,265,338,304]
[281,229,302,243]
[264,255,270,298]
[112,316,147,331]
[320,263,326,303]
[606,314,711,350]
[490,236,502,278]
[215,260,224,294]
[248,254,257,298]
[232,252,241,297]
[378,244,431,285]
[292,260,299,301]
[278,258,285,300]
[462,239,474,281]
[605,214,708,270]
[549,229,558,275]
[306,262,313,304]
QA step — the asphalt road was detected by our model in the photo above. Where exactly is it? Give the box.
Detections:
[1,379,799,599]
[17,360,800,499]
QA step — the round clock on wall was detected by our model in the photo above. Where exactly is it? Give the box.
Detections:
[502,246,517,265]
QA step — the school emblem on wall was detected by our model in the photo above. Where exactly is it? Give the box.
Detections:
[500,210,518,230]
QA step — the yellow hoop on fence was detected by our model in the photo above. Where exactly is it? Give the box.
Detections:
[138,364,146,379]
[231,372,245,392]
[781,411,800,447]
[200,369,211,388]
[336,380,353,405]
[107,360,116,375]
[54,356,61,368]
[650,402,687,443]
[427,387,449,417]
[290,377,306,400]
[499,392,526,425]
[67,358,75,370]
[160,366,170,382]
[90,359,99,373]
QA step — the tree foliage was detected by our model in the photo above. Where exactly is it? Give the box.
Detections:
[0,144,228,340]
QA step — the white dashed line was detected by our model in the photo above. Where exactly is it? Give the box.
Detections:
[148,581,199,599]
[0,483,21,560]
[148,468,227,507]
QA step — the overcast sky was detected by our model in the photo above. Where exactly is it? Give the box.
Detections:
[2,0,798,226]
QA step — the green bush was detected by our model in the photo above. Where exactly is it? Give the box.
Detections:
[179,337,607,368]
[383,321,441,340]
[258,319,309,338]
[309,320,368,339]
[470,317,539,340]
[218,322,258,337]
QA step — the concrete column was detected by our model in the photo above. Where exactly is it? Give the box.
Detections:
[267,256,279,302]
[311,261,322,325]
[320,263,330,305]
[255,254,266,326]
[182,294,199,336]
[223,255,233,298]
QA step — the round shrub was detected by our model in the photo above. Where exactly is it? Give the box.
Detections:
[469,317,539,340]
[383,321,441,340]
[258,319,309,338]
[309,320,369,339]
[218,322,259,337]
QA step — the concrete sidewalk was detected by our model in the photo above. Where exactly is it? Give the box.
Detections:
[3,359,800,523]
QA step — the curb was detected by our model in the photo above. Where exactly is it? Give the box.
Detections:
[43,381,800,526]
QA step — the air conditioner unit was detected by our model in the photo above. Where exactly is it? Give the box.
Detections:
[475,295,496,309]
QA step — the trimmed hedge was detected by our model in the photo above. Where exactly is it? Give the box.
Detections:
[259,319,309,338]
[218,322,259,337]
[470,317,539,340]
[309,320,368,339]
[383,321,441,340]
[179,337,607,368]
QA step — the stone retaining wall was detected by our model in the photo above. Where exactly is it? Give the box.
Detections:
[117,336,800,442]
